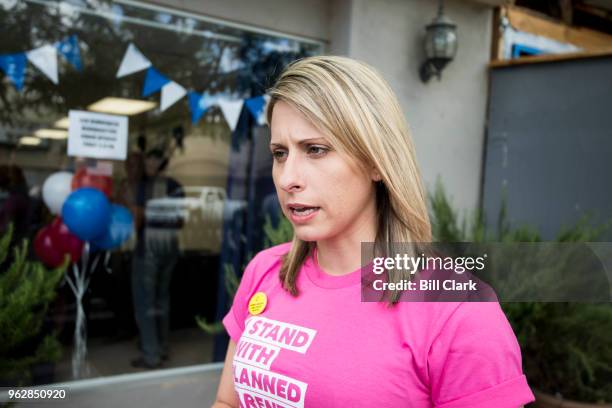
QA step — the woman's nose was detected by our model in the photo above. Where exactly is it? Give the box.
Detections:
[278,153,305,192]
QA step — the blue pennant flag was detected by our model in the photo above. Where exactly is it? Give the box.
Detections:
[56,35,82,71]
[188,91,214,124]
[0,53,27,92]
[142,67,170,97]
[245,95,267,125]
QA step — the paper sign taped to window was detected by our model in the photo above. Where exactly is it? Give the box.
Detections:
[67,110,128,160]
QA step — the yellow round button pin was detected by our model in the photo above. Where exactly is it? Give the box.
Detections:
[248,292,267,315]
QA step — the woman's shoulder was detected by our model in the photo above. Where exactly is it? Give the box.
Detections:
[392,301,516,349]
[241,242,292,283]
[249,242,292,268]
[399,300,508,322]
[253,241,293,260]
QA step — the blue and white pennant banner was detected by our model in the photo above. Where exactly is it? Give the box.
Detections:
[245,94,271,126]
[26,44,59,84]
[0,35,82,91]
[56,35,82,71]
[0,39,270,131]
[116,42,270,130]
[0,53,26,91]
[116,43,151,78]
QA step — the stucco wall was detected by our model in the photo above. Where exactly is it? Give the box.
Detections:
[345,0,493,217]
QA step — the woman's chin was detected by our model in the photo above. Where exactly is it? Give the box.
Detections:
[293,225,329,243]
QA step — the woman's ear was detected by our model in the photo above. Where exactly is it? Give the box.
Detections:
[371,166,382,182]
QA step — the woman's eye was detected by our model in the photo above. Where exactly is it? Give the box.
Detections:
[272,150,287,161]
[307,145,328,157]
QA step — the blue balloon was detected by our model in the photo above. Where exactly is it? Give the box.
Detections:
[62,188,111,241]
[92,204,134,250]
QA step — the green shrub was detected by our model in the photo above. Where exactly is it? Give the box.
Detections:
[0,224,66,386]
[429,178,612,404]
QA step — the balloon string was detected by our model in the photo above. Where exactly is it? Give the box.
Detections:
[67,241,93,379]
[104,251,112,274]
[65,266,77,294]
[81,242,90,275]
[87,252,101,288]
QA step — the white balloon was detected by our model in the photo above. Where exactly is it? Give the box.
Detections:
[42,171,73,215]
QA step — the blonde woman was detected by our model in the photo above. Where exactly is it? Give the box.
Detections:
[212,55,534,408]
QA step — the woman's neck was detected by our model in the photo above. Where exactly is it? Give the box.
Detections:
[315,209,377,277]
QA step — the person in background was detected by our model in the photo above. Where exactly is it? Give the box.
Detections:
[130,148,183,369]
[107,151,147,342]
[116,151,146,233]
[0,164,32,246]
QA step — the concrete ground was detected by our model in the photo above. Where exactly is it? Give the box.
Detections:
[54,327,214,381]
[1,328,223,408]
[12,364,223,408]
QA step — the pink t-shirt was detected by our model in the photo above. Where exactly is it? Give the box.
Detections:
[222,242,535,408]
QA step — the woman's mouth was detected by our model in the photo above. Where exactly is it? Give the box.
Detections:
[287,204,320,223]
[291,207,318,216]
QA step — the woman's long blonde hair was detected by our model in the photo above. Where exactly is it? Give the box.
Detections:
[265,55,432,305]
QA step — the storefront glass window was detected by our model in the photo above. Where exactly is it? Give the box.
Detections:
[0,0,322,385]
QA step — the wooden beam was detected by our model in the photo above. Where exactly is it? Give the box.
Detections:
[488,48,612,68]
[505,4,612,51]
[490,7,504,61]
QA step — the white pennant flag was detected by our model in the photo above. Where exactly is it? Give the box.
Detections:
[217,98,244,132]
[257,94,271,126]
[26,44,58,84]
[116,43,151,78]
[160,81,187,111]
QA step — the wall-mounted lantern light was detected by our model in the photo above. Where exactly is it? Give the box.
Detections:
[419,0,458,83]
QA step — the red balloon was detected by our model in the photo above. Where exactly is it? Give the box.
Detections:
[71,168,113,198]
[34,218,84,268]
[49,217,84,264]
[34,226,66,268]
